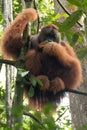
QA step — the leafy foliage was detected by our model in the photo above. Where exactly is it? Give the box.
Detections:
[59,10,83,32]
[22,105,72,130]
[13,0,22,17]
[77,124,87,130]
[37,0,55,26]
[1,0,87,129]
[0,10,3,37]
[77,46,87,61]
[0,84,6,130]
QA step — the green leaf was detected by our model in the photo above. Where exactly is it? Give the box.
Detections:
[64,30,74,45]
[53,13,68,21]
[28,86,34,97]
[37,79,43,87]
[29,75,37,87]
[67,0,81,6]
[77,46,87,61]
[84,17,87,41]
[44,103,56,114]
[20,71,29,77]
[59,9,83,32]
[72,32,79,44]
[81,0,87,13]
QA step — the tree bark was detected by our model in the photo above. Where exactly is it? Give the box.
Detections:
[69,11,87,130]
[12,73,24,130]
[54,0,87,129]
[2,0,13,128]
[54,0,68,22]
[70,59,87,129]
[11,0,33,129]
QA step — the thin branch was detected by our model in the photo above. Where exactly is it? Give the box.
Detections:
[0,60,86,97]
[0,58,25,69]
[23,111,46,129]
[57,0,70,15]
[0,59,15,66]
[33,0,40,33]
[56,0,82,27]
[57,88,87,96]
[65,88,87,96]
[56,108,68,121]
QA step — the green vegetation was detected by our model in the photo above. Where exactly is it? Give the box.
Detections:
[0,0,87,129]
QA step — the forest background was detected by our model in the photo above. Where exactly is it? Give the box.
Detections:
[0,0,87,130]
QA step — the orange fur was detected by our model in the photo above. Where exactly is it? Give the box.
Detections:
[61,41,76,57]
[25,42,82,91]
[1,8,82,109]
[1,8,37,59]
[25,41,82,109]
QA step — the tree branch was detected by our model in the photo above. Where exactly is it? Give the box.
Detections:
[23,111,46,129]
[33,0,40,33]
[0,59,15,66]
[65,88,87,96]
[57,88,87,96]
[56,107,68,121]
[56,0,82,27]
[0,58,25,69]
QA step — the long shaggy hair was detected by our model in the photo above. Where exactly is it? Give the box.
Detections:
[1,8,82,109]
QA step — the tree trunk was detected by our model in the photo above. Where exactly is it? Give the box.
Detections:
[12,72,24,130]
[54,1,87,129]
[70,59,87,130]
[54,0,68,13]
[54,0,68,22]
[70,10,87,130]
[2,0,13,128]
[5,65,12,127]
[11,0,33,129]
